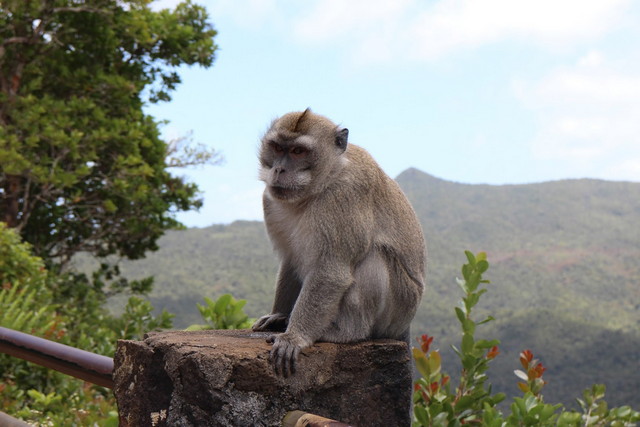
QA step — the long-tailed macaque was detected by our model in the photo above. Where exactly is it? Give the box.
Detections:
[253,109,426,377]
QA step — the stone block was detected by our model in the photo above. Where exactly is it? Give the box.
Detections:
[113,330,412,426]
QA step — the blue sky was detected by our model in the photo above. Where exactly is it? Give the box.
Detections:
[149,0,640,227]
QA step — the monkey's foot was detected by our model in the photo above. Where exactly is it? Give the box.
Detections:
[251,313,288,332]
[267,332,310,377]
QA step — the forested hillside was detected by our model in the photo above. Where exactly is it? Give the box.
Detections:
[94,168,640,408]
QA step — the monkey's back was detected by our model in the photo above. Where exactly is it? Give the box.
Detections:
[347,144,426,289]
[300,143,426,291]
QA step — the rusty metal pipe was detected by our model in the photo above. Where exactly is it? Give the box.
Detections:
[0,327,113,388]
[283,410,353,427]
[0,411,33,427]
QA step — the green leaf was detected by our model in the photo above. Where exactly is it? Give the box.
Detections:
[456,395,475,412]
[103,199,118,213]
[540,403,559,421]
[592,384,606,400]
[475,339,500,349]
[413,348,431,378]
[467,271,480,292]
[428,350,442,376]
[490,393,506,406]
[414,404,429,426]
[462,318,476,334]
[462,264,471,282]
[465,293,479,310]
[214,294,232,315]
[465,250,476,265]
[461,333,474,354]
[476,260,489,274]
[612,406,631,418]
[477,315,495,325]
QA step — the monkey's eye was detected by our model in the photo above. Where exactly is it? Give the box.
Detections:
[272,143,285,154]
[290,147,308,157]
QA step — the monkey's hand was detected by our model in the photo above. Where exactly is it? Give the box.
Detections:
[266,332,310,377]
[252,313,289,332]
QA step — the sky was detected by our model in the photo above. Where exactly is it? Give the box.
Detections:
[148,0,640,227]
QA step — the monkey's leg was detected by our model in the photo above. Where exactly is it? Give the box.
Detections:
[270,261,354,376]
[319,250,390,343]
[252,260,301,332]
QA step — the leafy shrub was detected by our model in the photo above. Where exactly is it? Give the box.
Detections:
[186,294,255,331]
[412,251,640,426]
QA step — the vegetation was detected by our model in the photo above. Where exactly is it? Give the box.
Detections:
[0,224,256,424]
[185,294,255,331]
[0,0,219,424]
[0,223,172,425]
[412,251,640,426]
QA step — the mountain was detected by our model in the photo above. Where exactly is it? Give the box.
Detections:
[99,168,640,408]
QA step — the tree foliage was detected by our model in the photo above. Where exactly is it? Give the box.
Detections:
[0,0,219,266]
[0,2,219,423]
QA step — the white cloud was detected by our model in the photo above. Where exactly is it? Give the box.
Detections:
[294,0,412,42]
[408,0,630,59]
[151,0,631,63]
[291,0,631,62]
[515,52,640,180]
[151,0,633,63]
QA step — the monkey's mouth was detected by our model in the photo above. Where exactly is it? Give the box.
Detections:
[269,185,303,200]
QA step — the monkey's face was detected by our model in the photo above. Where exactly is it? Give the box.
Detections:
[259,110,349,203]
[259,136,315,201]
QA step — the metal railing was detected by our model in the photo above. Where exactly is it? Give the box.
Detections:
[283,410,352,427]
[0,410,32,427]
[0,326,113,388]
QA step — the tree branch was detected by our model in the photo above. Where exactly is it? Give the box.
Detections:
[52,7,110,15]
[0,36,33,47]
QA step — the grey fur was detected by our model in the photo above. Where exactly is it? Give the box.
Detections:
[253,110,427,377]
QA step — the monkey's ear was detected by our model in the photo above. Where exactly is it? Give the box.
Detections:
[336,128,348,152]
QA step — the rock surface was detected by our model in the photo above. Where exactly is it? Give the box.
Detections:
[113,329,412,427]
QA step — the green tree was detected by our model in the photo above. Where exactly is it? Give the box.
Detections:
[0,0,220,269]
[0,3,219,422]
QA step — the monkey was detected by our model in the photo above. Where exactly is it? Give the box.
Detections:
[252,109,426,377]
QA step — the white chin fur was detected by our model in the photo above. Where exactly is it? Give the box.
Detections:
[260,167,312,188]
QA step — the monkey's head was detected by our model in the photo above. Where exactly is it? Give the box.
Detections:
[259,109,349,202]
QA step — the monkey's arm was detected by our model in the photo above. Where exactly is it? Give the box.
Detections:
[252,260,301,332]
[269,262,352,376]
